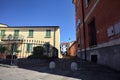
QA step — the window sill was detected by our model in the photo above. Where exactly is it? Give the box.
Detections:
[45,36,51,38]
[28,36,34,38]
[89,45,97,48]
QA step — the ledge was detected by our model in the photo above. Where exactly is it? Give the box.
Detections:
[44,36,51,38]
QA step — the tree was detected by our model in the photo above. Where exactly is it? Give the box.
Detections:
[43,42,50,56]
[28,46,45,59]
[0,45,7,53]
[33,46,44,56]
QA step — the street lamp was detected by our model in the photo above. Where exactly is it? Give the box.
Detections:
[8,34,14,65]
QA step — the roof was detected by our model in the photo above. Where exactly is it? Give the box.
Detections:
[68,41,76,49]
[61,42,69,45]
[0,23,8,27]
[72,0,76,4]
[0,26,59,28]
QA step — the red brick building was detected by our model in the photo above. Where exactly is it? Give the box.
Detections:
[73,0,120,71]
[68,41,76,57]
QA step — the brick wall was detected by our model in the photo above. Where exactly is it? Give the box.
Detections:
[85,0,120,47]
[75,0,120,49]
[68,42,76,56]
[73,0,120,71]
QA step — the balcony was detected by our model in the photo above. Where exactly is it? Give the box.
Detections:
[0,34,24,41]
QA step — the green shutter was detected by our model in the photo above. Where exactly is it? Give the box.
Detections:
[27,44,29,52]
[28,30,34,38]
[14,30,19,39]
[1,30,6,38]
[1,30,5,35]
[46,30,51,37]
[14,30,19,36]
[30,44,33,52]
[27,44,33,53]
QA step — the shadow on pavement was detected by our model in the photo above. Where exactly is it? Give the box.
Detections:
[0,58,120,80]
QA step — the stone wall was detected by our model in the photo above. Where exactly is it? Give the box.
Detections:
[17,59,49,67]
[83,45,120,71]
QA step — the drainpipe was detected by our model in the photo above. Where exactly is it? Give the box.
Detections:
[53,27,56,57]
[81,0,87,61]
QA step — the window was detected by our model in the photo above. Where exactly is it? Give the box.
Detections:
[66,48,67,50]
[66,45,68,47]
[87,0,91,4]
[26,44,33,53]
[1,30,5,36]
[14,30,19,39]
[46,30,51,38]
[86,0,91,7]
[28,30,34,38]
[88,18,97,47]
[14,30,19,36]
[77,19,81,27]
[0,30,6,38]
[78,44,80,48]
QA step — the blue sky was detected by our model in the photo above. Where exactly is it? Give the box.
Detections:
[0,0,76,42]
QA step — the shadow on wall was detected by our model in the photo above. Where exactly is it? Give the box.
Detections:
[28,42,58,59]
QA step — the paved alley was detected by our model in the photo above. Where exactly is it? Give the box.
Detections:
[0,62,120,80]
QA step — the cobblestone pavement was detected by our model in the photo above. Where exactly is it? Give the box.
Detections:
[0,63,120,80]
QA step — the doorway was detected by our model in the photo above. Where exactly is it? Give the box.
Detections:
[88,18,97,47]
[91,55,97,63]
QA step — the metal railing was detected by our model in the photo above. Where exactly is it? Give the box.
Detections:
[0,34,24,41]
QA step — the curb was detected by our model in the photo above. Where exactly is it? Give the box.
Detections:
[0,64,18,68]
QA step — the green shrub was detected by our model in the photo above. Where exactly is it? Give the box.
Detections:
[28,46,46,59]
[0,46,7,53]
[33,46,44,56]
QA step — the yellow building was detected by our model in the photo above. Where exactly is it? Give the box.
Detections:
[0,24,62,58]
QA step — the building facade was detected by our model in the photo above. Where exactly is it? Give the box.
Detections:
[60,42,69,55]
[73,0,120,71]
[0,24,62,58]
[68,41,76,57]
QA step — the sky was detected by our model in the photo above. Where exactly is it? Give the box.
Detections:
[0,0,76,42]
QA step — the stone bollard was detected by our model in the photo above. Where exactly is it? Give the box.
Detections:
[49,61,55,69]
[71,62,78,71]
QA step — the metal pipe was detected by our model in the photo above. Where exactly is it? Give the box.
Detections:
[81,0,87,61]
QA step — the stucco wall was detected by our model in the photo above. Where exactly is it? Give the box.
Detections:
[0,27,61,58]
